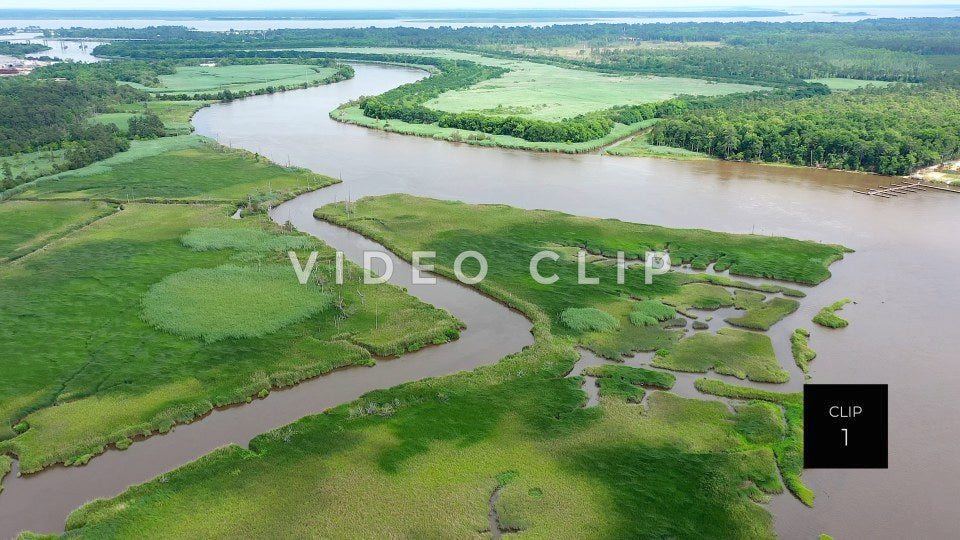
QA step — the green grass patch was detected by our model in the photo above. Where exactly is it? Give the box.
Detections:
[694,378,811,506]
[724,290,800,330]
[791,328,817,378]
[661,282,735,312]
[0,200,116,261]
[629,299,676,326]
[123,64,339,96]
[89,112,137,131]
[141,264,333,342]
[584,364,675,402]
[15,136,338,203]
[735,401,786,446]
[560,307,619,332]
[812,298,852,328]
[653,328,789,383]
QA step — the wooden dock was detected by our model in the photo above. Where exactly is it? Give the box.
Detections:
[854,180,960,198]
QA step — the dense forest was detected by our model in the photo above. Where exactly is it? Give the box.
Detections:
[0,75,143,155]
[649,86,960,175]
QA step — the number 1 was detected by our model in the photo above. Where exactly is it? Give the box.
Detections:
[841,428,848,446]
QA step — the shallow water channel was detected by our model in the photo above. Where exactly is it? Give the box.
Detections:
[2,62,959,538]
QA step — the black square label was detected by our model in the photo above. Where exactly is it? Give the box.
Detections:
[804,384,888,469]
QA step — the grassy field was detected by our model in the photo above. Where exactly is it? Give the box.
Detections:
[422,60,762,122]
[316,48,762,121]
[0,149,67,184]
[14,136,337,204]
[0,200,116,261]
[805,78,898,90]
[0,202,460,472]
[123,64,340,96]
[89,112,137,131]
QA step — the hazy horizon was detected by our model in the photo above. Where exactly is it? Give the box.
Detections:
[6,2,959,11]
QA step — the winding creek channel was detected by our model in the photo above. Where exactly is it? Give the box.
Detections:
[2,62,959,538]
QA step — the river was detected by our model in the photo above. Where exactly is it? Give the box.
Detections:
[2,62,958,538]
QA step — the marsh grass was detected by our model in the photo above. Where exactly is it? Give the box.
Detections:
[629,299,675,326]
[694,378,811,506]
[49,188,834,536]
[16,136,338,203]
[181,227,314,252]
[0,200,116,261]
[725,290,800,330]
[62,358,787,538]
[560,307,619,332]
[315,194,834,368]
[141,264,333,342]
[735,401,786,446]
[584,364,676,402]
[661,283,734,312]
[653,328,789,383]
[791,328,817,378]
[0,203,459,472]
[812,299,852,328]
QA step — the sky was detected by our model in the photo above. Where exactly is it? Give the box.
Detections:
[10,1,957,10]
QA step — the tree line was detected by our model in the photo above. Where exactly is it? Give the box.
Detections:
[648,86,960,175]
[84,18,960,85]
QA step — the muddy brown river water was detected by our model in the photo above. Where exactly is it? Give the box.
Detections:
[2,62,958,538]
